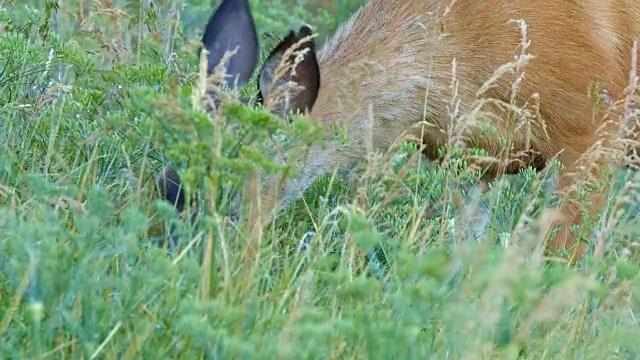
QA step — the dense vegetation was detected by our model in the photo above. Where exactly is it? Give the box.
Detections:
[1,0,639,358]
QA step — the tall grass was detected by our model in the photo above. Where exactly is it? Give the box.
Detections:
[0,0,639,358]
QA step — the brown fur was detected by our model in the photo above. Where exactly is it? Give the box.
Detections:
[259,0,640,261]
[158,0,640,261]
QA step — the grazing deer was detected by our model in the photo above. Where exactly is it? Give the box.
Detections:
[159,0,640,261]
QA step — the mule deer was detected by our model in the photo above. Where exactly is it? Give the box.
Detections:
[159,0,640,261]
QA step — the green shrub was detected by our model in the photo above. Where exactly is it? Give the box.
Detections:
[0,0,639,359]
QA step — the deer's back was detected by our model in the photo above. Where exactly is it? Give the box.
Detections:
[311,0,640,160]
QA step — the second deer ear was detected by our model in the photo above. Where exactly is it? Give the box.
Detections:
[257,25,321,118]
[157,165,188,214]
[200,0,259,91]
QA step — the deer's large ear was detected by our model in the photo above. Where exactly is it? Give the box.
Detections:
[157,166,187,214]
[200,0,259,90]
[257,25,320,117]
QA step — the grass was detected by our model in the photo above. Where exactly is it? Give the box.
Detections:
[1,0,640,358]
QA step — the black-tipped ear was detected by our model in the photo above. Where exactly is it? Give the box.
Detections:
[157,166,187,214]
[256,24,320,117]
[200,0,259,90]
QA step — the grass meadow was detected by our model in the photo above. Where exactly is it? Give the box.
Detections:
[1,0,640,358]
